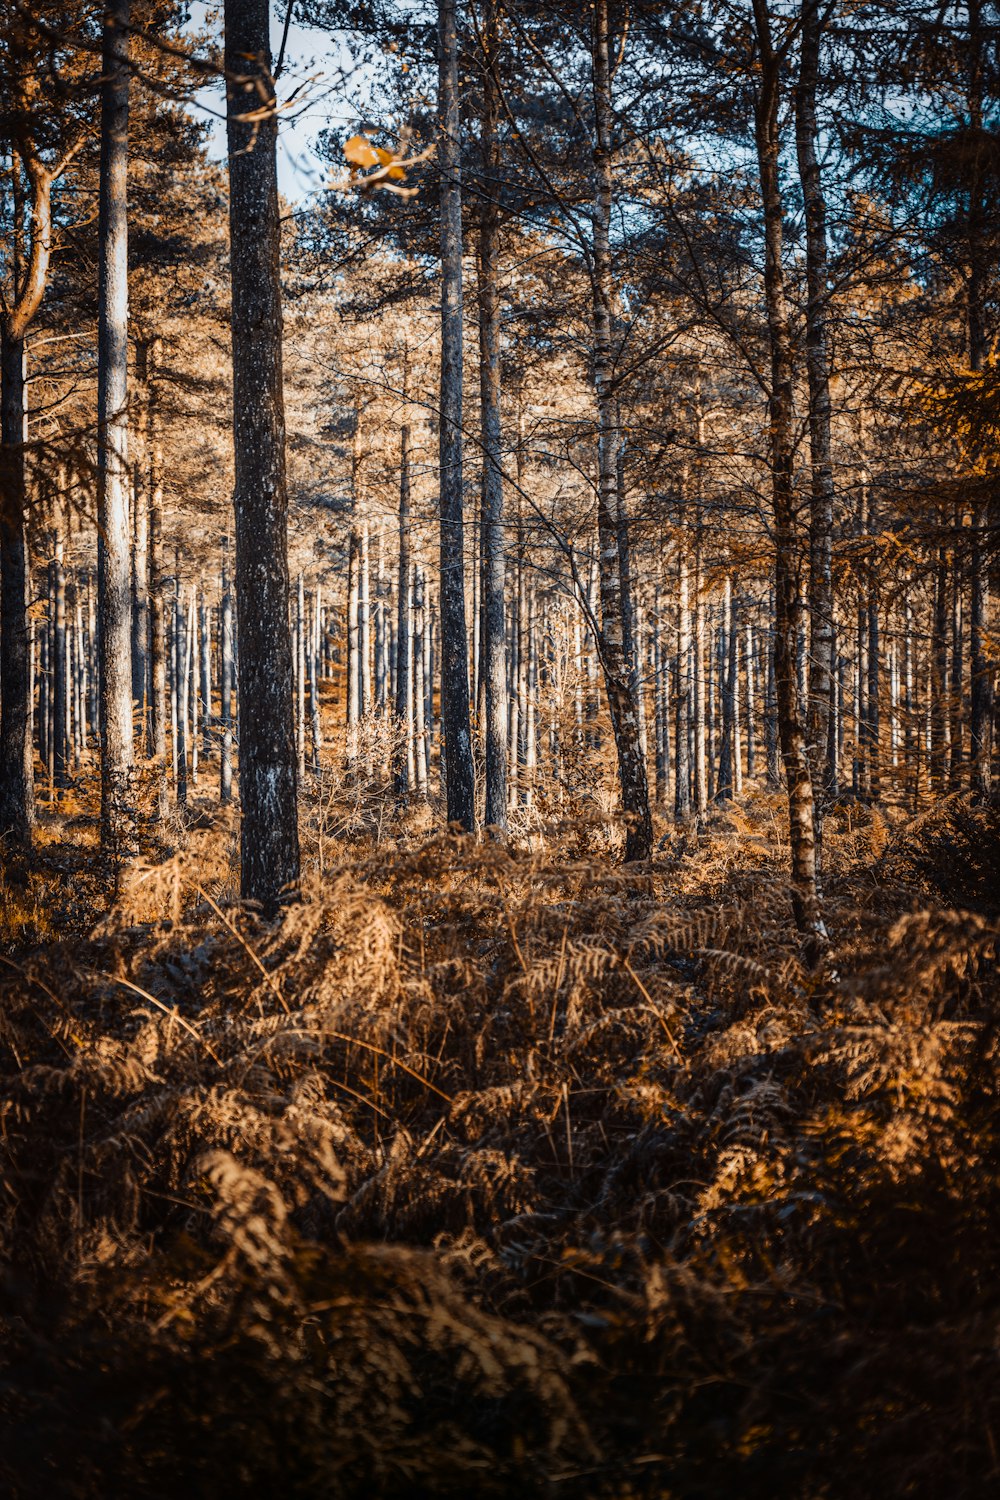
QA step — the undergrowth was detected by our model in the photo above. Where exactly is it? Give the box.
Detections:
[0,793,997,1497]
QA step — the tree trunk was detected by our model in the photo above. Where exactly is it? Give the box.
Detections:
[220,536,234,805]
[479,0,508,831]
[97,0,136,865]
[752,0,823,936]
[795,0,836,817]
[0,328,35,841]
[132,337,150,742]
[437,0,476,830]
[225,0,300,908]
[52,515,68,787]
[148,345,168,819]
[967,0,993,793]
[674,546,692,819]
[590,0,652,860]
[394,423,412,795]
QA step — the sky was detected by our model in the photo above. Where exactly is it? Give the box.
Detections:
[186,3,373,206]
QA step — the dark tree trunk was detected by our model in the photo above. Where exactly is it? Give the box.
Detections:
[148,342,168,819]
[437,0,476,830]
[674,545,692,820]
[132,337,150,742]
[795,0,836,827]
[752,0,824,937]
[52,516,68,788]
[0,329,34,840]
[394,423,412,796]
[97,0,136,865]
[590,0,652,860]
[225,0,300,909]
[478,0,508,832]
[220,536,234,805]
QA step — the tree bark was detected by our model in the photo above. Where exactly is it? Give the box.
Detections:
[225,0,300,908]
[97,0,136,865]
[220,536,234,805]
[437,0,476,830]
[478,0,508,832]
[795,0,836,819]
[752,0,824,936]
[0,329,34,840]
[132,337,150,741]
[394,423,412,796]
[148,343,168,819]
[590,0,652,860]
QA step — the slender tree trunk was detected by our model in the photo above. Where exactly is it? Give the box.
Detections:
[674,546,692,819]
[693,532,708,811]
[148,346,168,819]
[188,589,199,788]
[745,615,757,780]
[479,0,508,831]
[175,571,188,807]
[394,424,412,795]
[225,0,299,907]
[795,0,836,818]
[716,574,735,801]
[199,586,212,759]
[0,329,35,841]
[52,515,68,787]
[97,0,136,864]
[590,0,652,860]
[414,565,428,798]
[359,521,370,715]
[966,0,994,793]
[435,0,476,829]
[347,524,360,738]
[220,536,234,805]
[753,0,823,935]
[296,571,306,780]
[132,337,150,743]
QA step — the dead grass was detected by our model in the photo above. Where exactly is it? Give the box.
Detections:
[0,790,997,1497]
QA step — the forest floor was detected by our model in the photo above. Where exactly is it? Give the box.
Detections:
[0,778,998,1498]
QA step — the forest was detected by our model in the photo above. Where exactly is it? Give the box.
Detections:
[1,0,999,1494]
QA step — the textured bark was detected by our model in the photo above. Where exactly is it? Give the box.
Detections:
[97,0,136,864]
[220,537,234,805]
[795,0,836,812]
[394,424,412,796]
[414,566,429,798]
[716,575,736,802]
[437,0,476,830]
[674,548,692,819]
[51,518,68,788]
[931,547,949,791]
[148,345,168,819]
[745,617,757,779]
[132,338,150,738]
[478,0,508,832]
[590,0,652,860]
[346,524,360,735]
[359,521,370,715]
[967,3,993,792]
[0,329,34,839]
[0,98,81,839]
[225,0,300,908]
[752,0,823,936]
[296,571,306,780]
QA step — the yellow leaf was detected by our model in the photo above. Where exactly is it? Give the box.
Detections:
[344,134,379,168]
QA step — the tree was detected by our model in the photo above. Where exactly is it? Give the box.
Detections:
[0,3,83,843]
[225,0,300,907]
[97,0,136,861]
[750,0,824,937]
[437,0,476,831]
